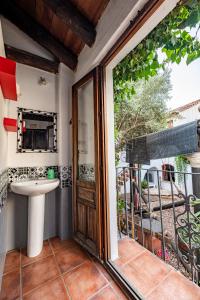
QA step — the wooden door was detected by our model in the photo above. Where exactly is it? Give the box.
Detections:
[72,68,102,258]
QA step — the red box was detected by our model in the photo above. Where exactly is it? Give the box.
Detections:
[0,56,17,101]
[3,118,17,132]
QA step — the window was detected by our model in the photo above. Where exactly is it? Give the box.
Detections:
[162,164,175,182]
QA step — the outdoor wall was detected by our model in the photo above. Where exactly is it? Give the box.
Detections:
[174,105,200,126]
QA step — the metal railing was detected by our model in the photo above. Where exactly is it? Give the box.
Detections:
[116,166,200,285]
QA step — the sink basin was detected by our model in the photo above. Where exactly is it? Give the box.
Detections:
[11,178,59,196]
[10,178,60,257]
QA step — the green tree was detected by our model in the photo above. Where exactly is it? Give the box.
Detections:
[113,0,200,104]
[115,70,172,159]
[114,0,200,162]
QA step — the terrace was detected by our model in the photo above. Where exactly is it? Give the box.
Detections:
[113,165,200,299]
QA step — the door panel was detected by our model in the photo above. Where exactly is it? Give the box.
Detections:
[72,68,102,258]
[87,207,97,242]
[77,203,86,238]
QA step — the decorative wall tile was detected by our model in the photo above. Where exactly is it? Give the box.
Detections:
[8,166,58,183]
[8,166,72,189]
[0,169,8,212]
[58,166,72,188]
[0,165,72,207]
[78,164,95,181]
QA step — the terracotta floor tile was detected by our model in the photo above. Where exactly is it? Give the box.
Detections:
[22,255,59,295]
[63,260,107,300]
[110,280,128,300]
[0,270,20,300]
[23,277,69,300]
[146,270,200,300]
[55,246,88,274]
[3,250,20,274]
[114,239,146,266]
[92,258,113,282]
[21,240,53,266]
[91,285,119,300]
[49,237,77,253]
[120,250,171,296]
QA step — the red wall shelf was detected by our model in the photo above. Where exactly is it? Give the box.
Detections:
[0,56,17,101]
[3,118,17,132]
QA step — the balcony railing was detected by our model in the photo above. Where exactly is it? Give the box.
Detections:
[116,166,200,285]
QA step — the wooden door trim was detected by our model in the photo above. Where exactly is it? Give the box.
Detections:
[101,0,165,66]
[97,66,110,261]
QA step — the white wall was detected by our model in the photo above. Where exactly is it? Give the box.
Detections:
[6,63,58,167]
[75,0,149,81]
[174,105,200,126]
[0,19,8,173]
[1,18,74,168]
[0,18,74,255]
[0,18,8,290]
[1,17,54,60]
[57,63,74,166]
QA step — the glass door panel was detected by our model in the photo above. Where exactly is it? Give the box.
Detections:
[78,79,95,182]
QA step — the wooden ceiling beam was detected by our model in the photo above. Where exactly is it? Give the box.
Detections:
[5,44,59,74]
[44,0,96,47]
[1,1,78,70]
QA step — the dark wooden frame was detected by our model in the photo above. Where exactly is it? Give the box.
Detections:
[72,68,103,258]
[5,44,59,74]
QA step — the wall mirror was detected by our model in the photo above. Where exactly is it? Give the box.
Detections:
[17,108,57,153]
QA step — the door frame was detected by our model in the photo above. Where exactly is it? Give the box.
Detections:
[99,0,171,298]
[100,0,166,256]
[72,0,171,298]
[72,68,103,258]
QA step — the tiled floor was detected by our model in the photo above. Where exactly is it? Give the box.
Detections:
[113,238,200,300]
[0,237,128,300]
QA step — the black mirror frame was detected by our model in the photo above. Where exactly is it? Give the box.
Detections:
[17,107,58,153]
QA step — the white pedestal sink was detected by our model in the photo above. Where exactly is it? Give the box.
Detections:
[11,179,59,257]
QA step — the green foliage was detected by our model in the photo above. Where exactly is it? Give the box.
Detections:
[175,155,190,184]
[141,179,148,190]
[115,70,172,154]
[117,198,125,214]
[114,0,200,160]
[113,0,200,104]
